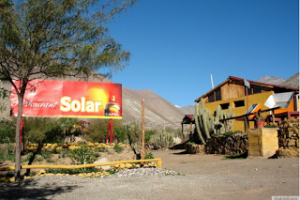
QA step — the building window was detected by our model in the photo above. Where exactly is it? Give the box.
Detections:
[244,86,251,95]
[208,93,214,102]
[220,103,230,110]
[234,100,245,108]
[216,89,221,101]
[253,85,261,94]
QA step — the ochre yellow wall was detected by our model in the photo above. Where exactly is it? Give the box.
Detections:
[201,91,275,131]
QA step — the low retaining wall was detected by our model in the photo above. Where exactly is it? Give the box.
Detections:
[248,128,278,157]
[205,133,248,155]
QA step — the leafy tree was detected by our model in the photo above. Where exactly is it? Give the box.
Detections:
[0,81,8,121]
[125,120,141,159]
[24,117,80,143]
[0,0,135,181]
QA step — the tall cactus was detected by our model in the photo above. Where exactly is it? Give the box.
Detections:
[151,129,174,149]
[224,106,235,132]
[194,99,236,145]
[194,103,206,144]
[213,105,235,134]
[194,99,215,144]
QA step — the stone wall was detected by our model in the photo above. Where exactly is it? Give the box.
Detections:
[248,128,278,157]
[205,133,248,155]
[278,119,299,149]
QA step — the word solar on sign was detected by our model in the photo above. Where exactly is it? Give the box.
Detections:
[10,80,122,119]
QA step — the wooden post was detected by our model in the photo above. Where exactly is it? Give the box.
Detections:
[181,124,184,142]
[141,99,145,160]
[271,110,275,125]
[244,116,248,133]
[246,87,249,114]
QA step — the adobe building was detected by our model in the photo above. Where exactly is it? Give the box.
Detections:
[194,76,299,131]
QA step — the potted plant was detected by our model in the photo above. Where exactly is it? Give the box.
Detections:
[255,112,268,128]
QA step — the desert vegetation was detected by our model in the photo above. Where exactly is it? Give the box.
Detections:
[0,117,181,176]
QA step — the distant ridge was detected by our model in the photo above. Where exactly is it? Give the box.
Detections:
[257,76,286,85]
[179,105,195,115]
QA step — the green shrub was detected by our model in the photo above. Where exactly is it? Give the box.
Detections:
[0,119,15,144]
[186,141,195,146]
[0,153,15,162]
[222,131,242,137]
[5,144,15,154]
[46,167,100,174]
[114,126,127,143]
[145,130,156,143]
[113,144,123,154]
[35,155,44,162]
[145,152,154,159]
[40,151,51,160]
[59,150,69,159]
[84,119,123,143]
[22,152,34,162]
[68,143,99,164]
[24,117,79,143]
[264,124,278,128]
[210,130,242,140]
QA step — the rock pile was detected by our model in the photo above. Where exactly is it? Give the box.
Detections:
[109,168,181,178]
[278,119,299,148]
[205,133,248,155]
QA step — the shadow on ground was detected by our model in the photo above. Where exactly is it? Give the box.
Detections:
[0,178,79,199]
[172,150,189,155]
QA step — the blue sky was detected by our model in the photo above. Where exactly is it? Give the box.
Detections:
[102,0,299,107]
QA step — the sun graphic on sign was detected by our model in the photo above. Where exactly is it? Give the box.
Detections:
[86,88,109,113]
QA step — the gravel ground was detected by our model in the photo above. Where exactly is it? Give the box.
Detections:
[0,150,299,200]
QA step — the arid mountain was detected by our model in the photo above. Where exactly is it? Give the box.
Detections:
[281,73,299,89]
[257,76,286,85]
[179,105,195,115]
[122,87,185,129]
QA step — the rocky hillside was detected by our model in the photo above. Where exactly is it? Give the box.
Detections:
[179,105,195,115]
[122,87,185,129]
[281,73,299,89]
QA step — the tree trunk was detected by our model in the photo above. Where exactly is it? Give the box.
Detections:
[15,93,24,182]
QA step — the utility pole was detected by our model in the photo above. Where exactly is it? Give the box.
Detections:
[141,99,145,160]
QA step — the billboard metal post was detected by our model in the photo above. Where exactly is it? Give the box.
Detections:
[105,119,116,144]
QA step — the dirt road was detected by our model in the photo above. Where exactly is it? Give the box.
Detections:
[1,149,299,200]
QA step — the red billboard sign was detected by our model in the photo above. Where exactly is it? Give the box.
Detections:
[10,80,122,119]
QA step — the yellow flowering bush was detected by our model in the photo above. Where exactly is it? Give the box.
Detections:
[25,142,129,153]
